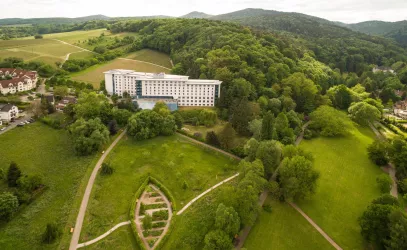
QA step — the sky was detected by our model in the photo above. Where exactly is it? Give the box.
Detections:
[1,0,407,23]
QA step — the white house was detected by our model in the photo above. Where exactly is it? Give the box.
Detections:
[104,70,221,107]
[0,68,38,95]
[372,66,395,74]
[0,104,19,122]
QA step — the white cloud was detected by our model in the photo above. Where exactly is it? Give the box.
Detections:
[0,0,406,23]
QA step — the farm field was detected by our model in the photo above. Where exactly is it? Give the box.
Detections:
[79,134,239,243]
[244,198,334,250]
[0,123,97,250]
[126,49,172,68]
[71,58,171,88]
[298,124,383,249]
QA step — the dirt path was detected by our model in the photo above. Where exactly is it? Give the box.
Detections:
[69,130,127,250]
[76,221,131,248]
[177,173,240,215]
[176,132,242,161]
[288,202,343,250]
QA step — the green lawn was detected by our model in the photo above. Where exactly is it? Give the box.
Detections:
[79,134,238,243]
[81,225,139,250]
[244,198,334,250]
[126,49,172,68]
[298,124,384,249]
[71,58,171,88]
[0,123,96,249]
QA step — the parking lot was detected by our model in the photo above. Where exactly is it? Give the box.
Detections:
[0,115,34,135]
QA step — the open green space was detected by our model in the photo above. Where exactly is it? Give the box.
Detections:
[298,125,384,249]
[126,49,172,68]
[244,198,334,250]
[82,225,139,250]
[0,123,96,249]
[71,58,171,88]
[79,134,238,243]
[69,51,96,60]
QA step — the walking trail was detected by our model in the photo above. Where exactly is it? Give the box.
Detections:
[177,173,240,215]
[69,130,127,250]
[237,121,342,250]
[369,123,398,198]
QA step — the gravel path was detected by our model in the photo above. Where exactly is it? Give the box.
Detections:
[76,221,131,249]
[69,130,127,250]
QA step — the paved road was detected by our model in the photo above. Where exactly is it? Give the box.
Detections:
[0,115,33,136]
[69,130,127,250]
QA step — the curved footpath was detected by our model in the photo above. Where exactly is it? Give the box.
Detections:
[69,130,127,250]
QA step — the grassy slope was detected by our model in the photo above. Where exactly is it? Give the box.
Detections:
[71,58,171,88]
[126,49,172,68]
[298,125,383,249]
[0,123,95,250]
[80,134,238,242]
[244,198,334,250]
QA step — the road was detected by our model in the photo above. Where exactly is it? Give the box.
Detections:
[69,130,127,250]
[0,114,33,136]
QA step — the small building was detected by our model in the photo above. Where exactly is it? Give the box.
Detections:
[0,103,19,122]
[56,96,77,111]
[372,66,395,74]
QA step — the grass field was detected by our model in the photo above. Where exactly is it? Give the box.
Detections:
[126,49,172,68]
[71,58,171,88]
[82,225,139,250]
[298,124,383,249]
[244,198,334,250]
[0,123,96,249]
[69,51,96,60]
[79,134,238,243]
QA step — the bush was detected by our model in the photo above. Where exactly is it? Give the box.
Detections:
[152,221,166,228]
[100,162,114,175]
[142,214,152,231]
[152,210,169,221]
[263,204,272,213]
[7,162,21,187]
[42,223,61,244]
[376,174,393,193]
[0,192,19,220]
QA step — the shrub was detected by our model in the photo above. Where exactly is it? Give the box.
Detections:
[142,214,152,231]
[152,221,166,228]
[42,223,61,244]
[0,192,19,220]
[100,163,114,175]
[152,210,169,221]
[376,174,393,193]
[263,204,273,213]
[182,180,188,190]
[7,162,21,187]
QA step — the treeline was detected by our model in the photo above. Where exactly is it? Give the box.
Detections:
[0,57,56,77]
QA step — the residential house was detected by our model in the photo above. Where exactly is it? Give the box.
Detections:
[0,103,19,122]
[372,66,395,74]
[0,68,38,95]
[56,96,77,111]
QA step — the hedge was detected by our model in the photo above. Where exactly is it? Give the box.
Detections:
[129,176,150,250]
[149,176,177,211]
[155,216,177,250]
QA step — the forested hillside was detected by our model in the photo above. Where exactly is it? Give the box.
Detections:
[209,8,407,73]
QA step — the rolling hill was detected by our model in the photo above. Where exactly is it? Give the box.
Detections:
[0,15,110,26]
[181,11,213,19]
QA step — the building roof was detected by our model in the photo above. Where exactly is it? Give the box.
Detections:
[0,78,24,88]
[0,68,37,89]
[0,103,15,112]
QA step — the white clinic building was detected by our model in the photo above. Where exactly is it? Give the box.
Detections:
[104,70,221,107]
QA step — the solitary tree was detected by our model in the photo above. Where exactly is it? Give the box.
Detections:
[0,192,19,220]
[7,162,21,187]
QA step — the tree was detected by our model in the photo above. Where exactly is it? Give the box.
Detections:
[127,110,162,140]
[203,230,233,250]
[274,112,295,144]
[376,174,392,193]
[279,156,319,201]
[388,139,407,180]
[261,111,275,140]
[69,118,110,155]
[153,101,170,117]
[111,108,132,126]
[255,140,282,175]
[108,120,118,135]
[142,214,152,231]
[100,163,114,175]
[281,73,319,113]
[359,203,394,246]
[74,92,111,122]
[7,162,21,187]
[386,210,407,250]
[327,85,354,110]
[206,131,220,147]
[42,222,61,244]
[199,109,217,127]
[367,140,390,166]
[230,97,256,135]
[309,105,352,137]
[214,203,240,237]
[248,119,262,140]
[173,112,184,129]
[53,86,69,98]
[0,192,19,220]
[17,174,42,192]
[244,138,260,162]
[348,102,381,126]
[218,123,236,150]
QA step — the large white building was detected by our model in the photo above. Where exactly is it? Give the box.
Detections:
[0,104,19,123]
[104,70,221,107]
[0,68,38,95]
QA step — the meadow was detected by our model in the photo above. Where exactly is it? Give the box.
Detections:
[0,123,96,250]
[79,134,239,243]
[71,58,171,88]
[298,124,383,249]
[126,49,172,68]
[244,198,334,250]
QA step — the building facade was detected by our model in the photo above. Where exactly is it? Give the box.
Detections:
[0,104,19,122]
[0,68,38,95]
[104,70,221,107]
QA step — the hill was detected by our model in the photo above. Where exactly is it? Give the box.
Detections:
[209,8,407,72]
[181,11,212,19]
[0,15,110,26]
